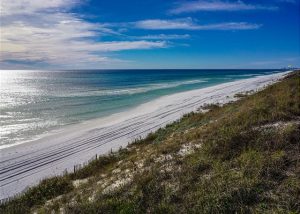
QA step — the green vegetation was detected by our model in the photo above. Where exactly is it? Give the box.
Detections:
[1,71,299,214]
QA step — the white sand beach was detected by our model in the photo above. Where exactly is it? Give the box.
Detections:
[0,70,292,200]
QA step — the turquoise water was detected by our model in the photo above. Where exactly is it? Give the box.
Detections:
[0,69,283,147]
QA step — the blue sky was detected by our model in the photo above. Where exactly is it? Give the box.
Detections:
[1,0,299,69]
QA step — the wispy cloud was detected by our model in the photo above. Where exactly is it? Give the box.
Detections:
[0,0,76,16]
[169,0,277,14]
[133,18,261,30]
[0,0,167,68]
[130,34,191,40]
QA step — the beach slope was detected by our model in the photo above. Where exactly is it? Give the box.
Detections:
[0,70,293,200]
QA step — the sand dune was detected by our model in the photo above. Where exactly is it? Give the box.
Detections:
[0,70,291,200]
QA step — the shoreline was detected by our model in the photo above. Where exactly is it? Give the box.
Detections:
[0,70,292,200]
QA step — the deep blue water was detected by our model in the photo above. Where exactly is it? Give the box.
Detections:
[0,69,283,148]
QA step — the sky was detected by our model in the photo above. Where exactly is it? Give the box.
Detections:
[0,0,299,69]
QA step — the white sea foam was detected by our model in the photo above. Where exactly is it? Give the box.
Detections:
[55,79,207,97]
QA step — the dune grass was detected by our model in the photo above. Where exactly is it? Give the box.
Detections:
[1,71,299,214]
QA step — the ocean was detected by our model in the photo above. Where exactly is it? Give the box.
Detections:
[0,69,283,148]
